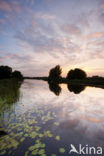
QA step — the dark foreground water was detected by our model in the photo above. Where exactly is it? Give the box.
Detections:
[0,80,104,156]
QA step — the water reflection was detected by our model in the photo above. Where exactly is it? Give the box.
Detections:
[48,82,62,96]
[67,84,86,94]
[48,81,86,95]
[0,79,22,115]
[0,80,104,156]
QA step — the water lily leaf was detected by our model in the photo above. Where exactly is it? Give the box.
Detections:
[35,126,41,131]
[31,149,38,155]
[30,131,38,138]
[55,136,60,141]
[59,148,65,153]
[20,137,25,142]
[24,133,28,137]
[41,154,46,156]
[29,145,36,151]
[12,139,19,149]
[25,151,29,156]
[0,150,6,155]
[40,143,46,148]
[38,149,45,155]
[54,122,59,126]
[39,133,44,138]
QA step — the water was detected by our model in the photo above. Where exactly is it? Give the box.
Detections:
[0,80,104,156]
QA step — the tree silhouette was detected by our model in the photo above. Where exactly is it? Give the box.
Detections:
[12,70,23,80]
[0,66,23,80]
[48,65,62,83]
[0,66,12,79]
[67,68,87,80]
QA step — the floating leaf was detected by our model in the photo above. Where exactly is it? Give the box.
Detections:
[39,133,44,138]
[24,133,28,137]
[0,150,6,155]
[38,149,45,155]
[55,136,60,141]
[54,122,59,126]
[40,143,46,148]
[31,149,38,155]
[30,131,38,138]
[20,137,25,142]
[59,148,65,153]
[25,151,29,156]
[29,145,36,151]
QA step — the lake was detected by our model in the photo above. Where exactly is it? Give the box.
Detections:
[0,80,104,156]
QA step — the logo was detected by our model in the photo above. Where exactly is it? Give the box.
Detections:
[69,144,102,155]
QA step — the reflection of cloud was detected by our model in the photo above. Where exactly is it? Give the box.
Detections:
[82,115,101,123]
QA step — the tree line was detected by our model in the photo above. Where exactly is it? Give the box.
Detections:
[0,65,87,81]
[48,65,87,83]
[0,65,23,79]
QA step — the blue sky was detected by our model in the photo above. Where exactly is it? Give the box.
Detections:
[0,0,104,76]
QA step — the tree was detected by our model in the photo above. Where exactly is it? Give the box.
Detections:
[67,68,87,80]
[48,65,62,83]
[12,70,23,79]
[0,66,12,79]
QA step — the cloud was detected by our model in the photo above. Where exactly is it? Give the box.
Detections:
[15,30,64,53]
[0,19,6,24]
[63,24,81,36]
[86,32,104,38]
[41,14,56,20]
[0,0,22,14]
[0,1,11,12]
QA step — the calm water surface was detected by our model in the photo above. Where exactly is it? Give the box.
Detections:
[0,80,104,156]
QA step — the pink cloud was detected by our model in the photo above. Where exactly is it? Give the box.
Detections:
[63,24,81,35]
[0,1,12,12]
[89,32,104,37]
[83,32,104,40]
[0,1,22,14]
[12,2,22,14]
[0,19,5,24]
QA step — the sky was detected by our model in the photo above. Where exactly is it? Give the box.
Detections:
[0,0,104,77]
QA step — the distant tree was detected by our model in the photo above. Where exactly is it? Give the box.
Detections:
[0,66,12,79]
[67,68,87,80]
[48,65,62,83]
[12,70,23,79]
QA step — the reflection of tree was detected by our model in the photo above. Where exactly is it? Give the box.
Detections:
[0,129,7,137]
[48,82,61,96]
[0,79,22,115]
[67,84,86,94]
